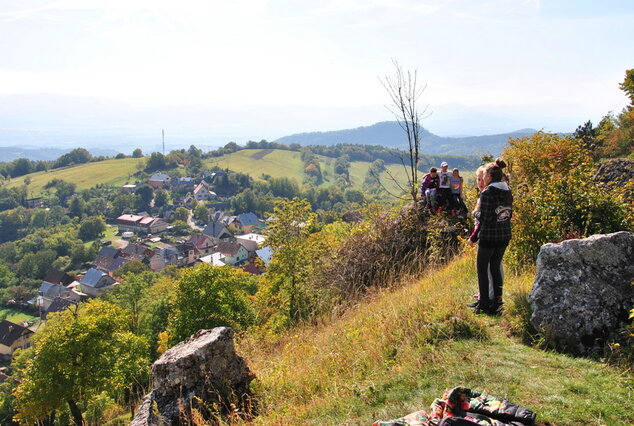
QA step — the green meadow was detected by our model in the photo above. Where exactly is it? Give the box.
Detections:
[4,149,469,199]
[5,157,144,197]
[205,148,413,194]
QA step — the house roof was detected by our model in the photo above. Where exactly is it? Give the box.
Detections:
[0,320,32,347]
[97,246,120,259]
[149,173,170,181]
[199,252,226,267]
[256,246,274,266]
[43,269,74,286]
[80,268,115,288]
[121,243,152,259]
[216,241,244,257]
[173,177,194,184]
[202,222,232,239]
[39,281,71,299]
[175,243,195,255]
[193,182,207,194]
[211,211,227,223]
[93,254,128,273]
[236,212,259,227]
[43,297,77,319]
[117,214,144,225]
[236,233,265,244]
[149,254,166,272]
[187,234,213,249]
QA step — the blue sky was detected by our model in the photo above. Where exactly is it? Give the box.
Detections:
[0,0,632,148]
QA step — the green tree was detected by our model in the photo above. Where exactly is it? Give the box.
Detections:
[503,132,633,267]
[17,250,56,279]
[68,195,86,218]
[132,148,143,158]
[145,152,166,171]
[262,198,317,325]
[573,120,598,154]
[173,206,189,223]
[193,203,210,223]
[14,300,149,425]
[111,193,137,217]
[171,220,191,235]
[167,264,255,345]
[619,68,634,106]
[30,209,49,228]
[78,216,107,241]
[52,180,76,206]
[105,271,154,332]
[70,242,98,266]
[0,264,17,288]
[135,185,154,211]
[154,188,169,208]
[113,259,151,279]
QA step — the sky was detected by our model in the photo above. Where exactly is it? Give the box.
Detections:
[0,0,632,150]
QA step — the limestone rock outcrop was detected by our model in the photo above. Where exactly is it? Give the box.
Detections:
[529,231,634,355]
[132,327,255,425]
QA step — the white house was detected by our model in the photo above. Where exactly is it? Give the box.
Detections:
[193,183,216,202]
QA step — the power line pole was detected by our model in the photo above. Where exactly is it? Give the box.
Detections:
[162,129,165,155]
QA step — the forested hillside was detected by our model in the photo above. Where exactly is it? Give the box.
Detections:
[276,121,538,155]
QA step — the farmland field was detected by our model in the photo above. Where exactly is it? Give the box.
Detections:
[5,157,144,196]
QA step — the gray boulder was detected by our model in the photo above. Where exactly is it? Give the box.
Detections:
[132,327,255,425]
[529,231,634,355]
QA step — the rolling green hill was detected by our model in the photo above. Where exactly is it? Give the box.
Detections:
[5,157,144,197]
[5,149,471,199]
[205,148,416,194]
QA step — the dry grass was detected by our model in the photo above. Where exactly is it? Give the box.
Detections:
[236,252,634,425]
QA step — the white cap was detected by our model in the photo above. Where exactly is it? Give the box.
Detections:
[441,161,448,167]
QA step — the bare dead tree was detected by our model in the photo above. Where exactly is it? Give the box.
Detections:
[380,60,429,203]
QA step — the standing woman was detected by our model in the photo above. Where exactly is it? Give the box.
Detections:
[471,159,512,314]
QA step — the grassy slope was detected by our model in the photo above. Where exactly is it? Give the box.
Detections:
[206,149,411,194]
[237,250,633,425]
[6,157,144,196]
[4,149,428,198]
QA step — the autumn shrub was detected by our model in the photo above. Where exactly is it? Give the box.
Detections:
[503,132,634,269]
[318,202,467,299]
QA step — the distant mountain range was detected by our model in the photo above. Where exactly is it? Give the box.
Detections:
[0,121,538,162]
[276,121,538,156]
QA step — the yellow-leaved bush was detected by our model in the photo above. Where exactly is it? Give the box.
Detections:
[503,132,634,270]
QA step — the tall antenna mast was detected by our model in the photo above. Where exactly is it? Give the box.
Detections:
[162,129,165,155]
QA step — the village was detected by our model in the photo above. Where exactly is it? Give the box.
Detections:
[0,170,273,362]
